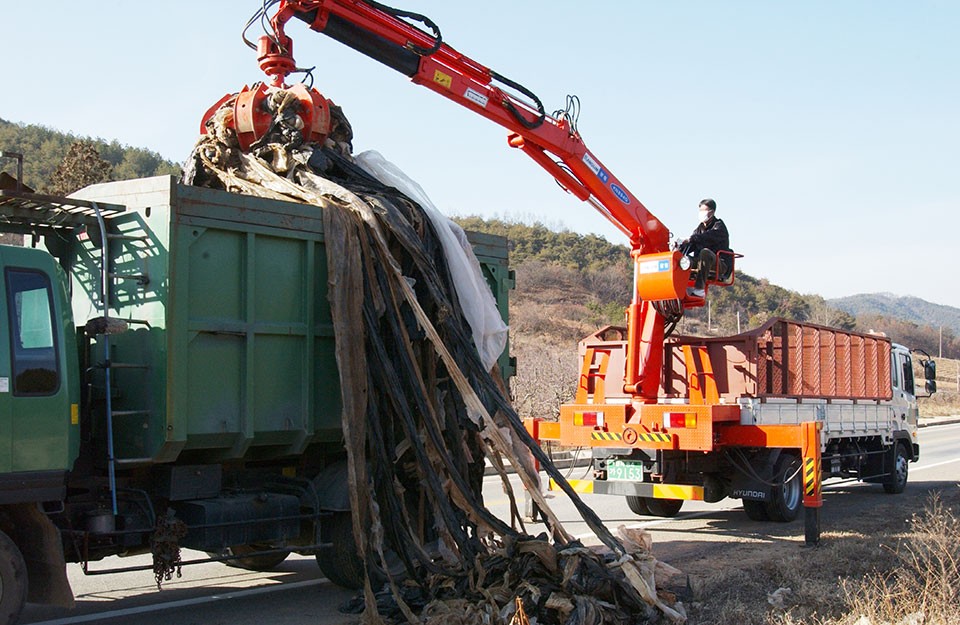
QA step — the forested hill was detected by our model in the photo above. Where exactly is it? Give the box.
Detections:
[0,118,179,193]
[454,216,960,359]
[1,118,955,358]
[830,293,960,336]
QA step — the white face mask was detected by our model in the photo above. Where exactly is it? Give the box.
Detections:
[699,209,713,224]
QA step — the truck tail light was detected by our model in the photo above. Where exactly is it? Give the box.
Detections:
[664,412,696,428]
[574,411,604,427]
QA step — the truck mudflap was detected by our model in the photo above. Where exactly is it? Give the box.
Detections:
[548,478,704,501]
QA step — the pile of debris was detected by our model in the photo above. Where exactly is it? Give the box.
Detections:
[183,90,685,625]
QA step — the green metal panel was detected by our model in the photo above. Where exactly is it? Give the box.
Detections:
[68,176,509,465]
[0,246,79,472]
[465,231,516,381]
[69,177,341,465]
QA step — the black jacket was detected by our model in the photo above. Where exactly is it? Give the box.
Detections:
[688,217,730,256]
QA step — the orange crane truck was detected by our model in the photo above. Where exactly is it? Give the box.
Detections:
[204,0,937,546]
[530,320,935,541]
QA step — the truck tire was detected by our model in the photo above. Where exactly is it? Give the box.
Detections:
[883,443,909,494]
[764,454,802,522]
[0,529,27,625]
[644,498,683,517]
[223,544,290,571]
[316,511,366,590]
[742,499,770,522]
[625,495,649,516]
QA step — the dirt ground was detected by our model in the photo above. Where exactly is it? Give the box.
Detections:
[680,484,960,625]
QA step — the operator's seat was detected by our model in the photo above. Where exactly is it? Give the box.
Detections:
[711,249,739,286]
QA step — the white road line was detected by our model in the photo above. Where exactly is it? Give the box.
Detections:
[912,456,960,472]
[568,455,960,541]
[24,579,327,625]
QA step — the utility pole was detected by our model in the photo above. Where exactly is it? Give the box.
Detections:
[737,310,741,334]
[939,325,943,359]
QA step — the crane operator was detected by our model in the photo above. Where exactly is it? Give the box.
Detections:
[678,198,731,298]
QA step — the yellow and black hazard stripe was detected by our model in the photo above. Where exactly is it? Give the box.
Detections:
[549,479,594,493]
[636,432,672,443]
[591,431,622,441]
[548,479,704,501]
[804,457,818,496]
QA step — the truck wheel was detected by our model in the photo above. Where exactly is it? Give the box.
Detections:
[625,495,649,516]
[742,499,770,521]
[644,498,683,517]
[764,455,802,522]
[223,544,290,571]
[883,443,909,494]
[316,511,366,590]
[0,529,27,625]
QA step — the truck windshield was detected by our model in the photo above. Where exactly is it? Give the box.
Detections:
[5,269,59,395]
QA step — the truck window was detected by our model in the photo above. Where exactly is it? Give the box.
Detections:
[901,353,915,396]
[6,269,59,395]
[890,352,898,390]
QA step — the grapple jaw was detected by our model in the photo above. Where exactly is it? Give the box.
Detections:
[200,81,331,152]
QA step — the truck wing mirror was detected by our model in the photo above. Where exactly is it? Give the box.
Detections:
[923,360,936,380]
[925,379,937,395]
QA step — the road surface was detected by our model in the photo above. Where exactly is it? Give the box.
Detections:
[21,422,960,625]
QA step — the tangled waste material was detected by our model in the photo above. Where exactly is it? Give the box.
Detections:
[183,87,686,625]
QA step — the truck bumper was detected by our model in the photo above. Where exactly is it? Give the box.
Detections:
[548,478,703,501]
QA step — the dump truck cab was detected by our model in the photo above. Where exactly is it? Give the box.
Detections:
[890,342,921,458]
[0,245,80,500]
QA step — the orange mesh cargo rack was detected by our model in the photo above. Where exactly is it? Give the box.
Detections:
[661,318,892,402]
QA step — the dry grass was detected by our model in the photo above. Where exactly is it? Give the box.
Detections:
[510,334,578,421]
[686,487,960,625]
[837,493,960,625]
[917,356,960,417]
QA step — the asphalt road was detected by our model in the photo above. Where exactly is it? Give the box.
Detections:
[21,422,960,625]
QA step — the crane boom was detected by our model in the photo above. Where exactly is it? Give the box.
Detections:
[202,0,737,400]
[261,0,670,252]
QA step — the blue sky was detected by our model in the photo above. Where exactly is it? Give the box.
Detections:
[2,2,957,306]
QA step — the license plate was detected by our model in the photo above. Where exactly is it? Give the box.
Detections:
[606,459,645,482]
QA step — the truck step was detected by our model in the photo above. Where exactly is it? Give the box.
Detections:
[107,272,149,285]
[109,410,151,417]
[106,233,149,241]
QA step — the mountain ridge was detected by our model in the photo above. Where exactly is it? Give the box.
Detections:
[829,293,960,335]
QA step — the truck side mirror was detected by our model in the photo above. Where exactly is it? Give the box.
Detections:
[925,379,937,394]
[923,360,936,380]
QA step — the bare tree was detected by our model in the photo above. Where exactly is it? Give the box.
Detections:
[45,141,112,196]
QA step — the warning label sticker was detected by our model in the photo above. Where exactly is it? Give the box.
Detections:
[433,70,452,89]
[638,259,671,274]
[464,87,489,108]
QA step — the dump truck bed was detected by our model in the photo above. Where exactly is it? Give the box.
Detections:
[68,176,511,465]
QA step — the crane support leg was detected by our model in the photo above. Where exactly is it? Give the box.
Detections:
[801,421,823,546]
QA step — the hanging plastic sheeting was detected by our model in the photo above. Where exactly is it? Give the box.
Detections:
[355,150,507,371]
[183,91,686,625]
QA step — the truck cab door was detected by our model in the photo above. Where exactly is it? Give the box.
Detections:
[2,267,70,475]
[894,351,917,429]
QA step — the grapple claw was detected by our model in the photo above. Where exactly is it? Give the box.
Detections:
[200,82,331,152]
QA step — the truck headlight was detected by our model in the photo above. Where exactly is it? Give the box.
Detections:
[679,255,691,271]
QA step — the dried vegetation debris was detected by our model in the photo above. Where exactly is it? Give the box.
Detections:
[183,88,685,624]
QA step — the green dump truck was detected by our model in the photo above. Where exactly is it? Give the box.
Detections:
[0,172,513,623]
